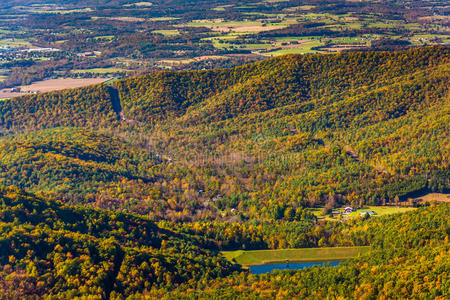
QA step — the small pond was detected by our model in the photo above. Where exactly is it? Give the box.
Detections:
[249,260,342,274]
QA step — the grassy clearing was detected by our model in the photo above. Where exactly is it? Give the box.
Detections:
[71,68,127,74]
[159,55,227,66]
[262,40,324,56]
[412,34,449,39]
[93,35,114,40]
[149,17,179,22]
[309,205,418,221]
[332,37,367,44]
[93,17,145,22]
[0,38,31,48]
[123,2,153,7]
[240,43,272,49]
[23,7,93,14]
[184,19,292,33]
[284,5,315,12]
[274,36,318,42]
[159,58,194,65]
[347,206,416,217]
[187,20,258,26]
[222,246,370,266]
[243,12,287,18]
[327,23,364,30]
[302,13,335,20]
[152,29,180,36]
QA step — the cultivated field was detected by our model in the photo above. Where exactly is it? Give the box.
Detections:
[184,20,293,33]
[19,78,110,93]
[71,68,127,74]
[222,246,370,266]
[152,29,180,36]
[0,78,111,98]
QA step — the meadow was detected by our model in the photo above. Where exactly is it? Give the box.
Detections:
[222,246,370,265]
[71,68,127,74]
[309,206,418,221]
[152,29,180,36]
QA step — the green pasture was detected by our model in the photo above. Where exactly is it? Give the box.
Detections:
[263,40,324,56]
[332,37,367,44]
[274,36,319,42]
[71,68,127,74]
[149,17,179,22]
[309,206,417,220]
[222,246,370,266]
[186,20,261,27]
[123,2,153,7]
[152,29,180,36]
[25,7,93,14]
[94,35,114,40]
[0,38,31,48]
[349,206,416,217]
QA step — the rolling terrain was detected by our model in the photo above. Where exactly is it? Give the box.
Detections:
[0,185,448,298]
[0,46,448,298]
[0,185,235,298]
[0,46,447,222]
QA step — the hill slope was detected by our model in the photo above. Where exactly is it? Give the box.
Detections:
[159,203,450,299]
[1,185,448,298]
[0,47,447,221]
[0,46,448,299]
[0,185,235,298]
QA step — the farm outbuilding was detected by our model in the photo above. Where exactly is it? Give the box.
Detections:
[360,211,376,216]
[344,207,353,214]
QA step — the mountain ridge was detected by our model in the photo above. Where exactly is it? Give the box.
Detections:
[0,46,447,221]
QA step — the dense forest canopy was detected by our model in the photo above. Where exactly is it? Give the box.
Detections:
[0,185,237,298]
[0,185,448,298]
[0,46,448,298]
[0,47,447,222]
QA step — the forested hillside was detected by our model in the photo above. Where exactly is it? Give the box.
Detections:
[158,203,450,299]
[0,46,448,298]
[1,186,448,298]
[115,46,448,124]
[0,85,117,134]
[0,47,447,221]
[0,186,235,298]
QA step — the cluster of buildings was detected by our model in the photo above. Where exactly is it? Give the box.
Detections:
[332,206,377,217]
